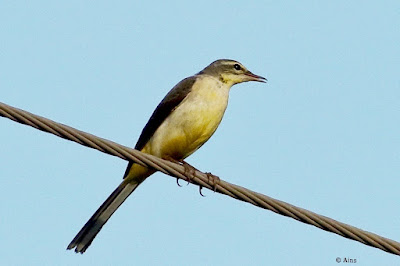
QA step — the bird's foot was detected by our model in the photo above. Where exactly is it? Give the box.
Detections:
[181,160,198,184]
[164,157,218,194]
[206,172,220,192]
[198,173,219,196]
[165,157,198,185]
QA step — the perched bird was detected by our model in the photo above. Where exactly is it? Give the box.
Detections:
[67,59,266,253]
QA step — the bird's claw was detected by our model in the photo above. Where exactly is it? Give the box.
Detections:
[181,161,198,184]
[199,186,205,197]
[166,157,217,194]
[166,157,196,186]
[206,172,220,192]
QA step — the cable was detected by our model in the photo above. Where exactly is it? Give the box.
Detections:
[1,101,399,256]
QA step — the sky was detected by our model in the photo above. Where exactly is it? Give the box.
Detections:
[0,1,399,265]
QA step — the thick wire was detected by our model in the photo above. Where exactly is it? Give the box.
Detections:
[1,101,399,256]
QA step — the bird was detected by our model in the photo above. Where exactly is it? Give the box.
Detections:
[67,59,266,253]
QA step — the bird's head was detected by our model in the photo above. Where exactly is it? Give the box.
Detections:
[199,59,267,86]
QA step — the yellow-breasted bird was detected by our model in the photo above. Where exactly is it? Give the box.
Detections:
[67,59,266,253]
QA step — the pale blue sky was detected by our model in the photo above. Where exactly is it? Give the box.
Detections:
[1,1,399,265]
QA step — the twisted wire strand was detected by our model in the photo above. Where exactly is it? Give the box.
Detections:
[1,101,399,256]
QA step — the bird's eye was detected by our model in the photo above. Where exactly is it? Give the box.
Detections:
[233,64,241,71]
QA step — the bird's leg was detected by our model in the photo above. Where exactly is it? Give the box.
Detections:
[165,157,219,193]
[165,157,198,185]
[205,172,220,192]
[180,160,198,184]
[179,159,220,192]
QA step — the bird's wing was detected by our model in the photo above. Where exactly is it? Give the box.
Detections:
[123,76,197,178]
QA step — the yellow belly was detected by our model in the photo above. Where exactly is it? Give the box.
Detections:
[144,76,230,160]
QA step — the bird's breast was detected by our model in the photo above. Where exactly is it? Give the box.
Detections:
[146,77,231,159]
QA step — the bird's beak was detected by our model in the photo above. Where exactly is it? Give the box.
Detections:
[245,71,267,83]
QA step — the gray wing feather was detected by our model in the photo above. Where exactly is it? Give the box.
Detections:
[123,76,196,178]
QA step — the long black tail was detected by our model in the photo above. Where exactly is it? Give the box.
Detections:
[67,180,141,253]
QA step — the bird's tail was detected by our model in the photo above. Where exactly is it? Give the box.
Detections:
[67,164,153,253]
